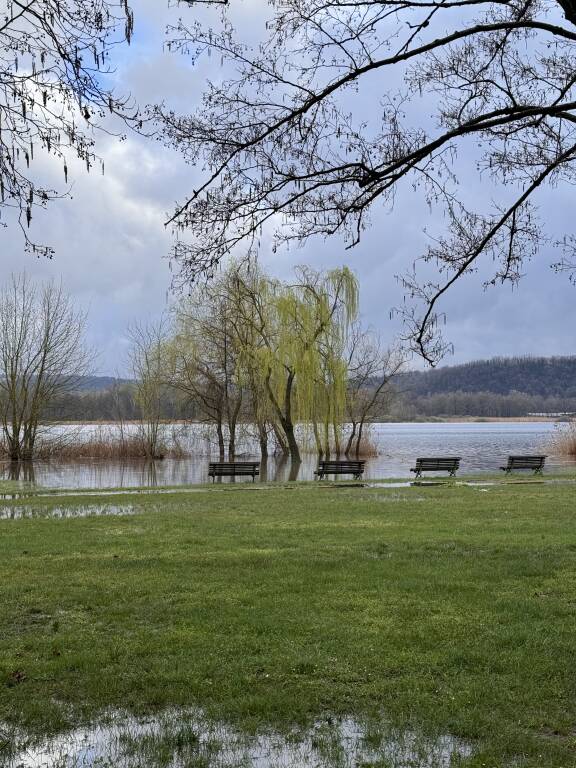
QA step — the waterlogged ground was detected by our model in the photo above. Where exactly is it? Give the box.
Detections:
[0,504,136,520]
[3,710,473,768]
[2,481,576,767]
[1,421,574,489]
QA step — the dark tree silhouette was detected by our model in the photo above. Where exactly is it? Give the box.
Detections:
[157,0,576,363]
[0,0,135,254]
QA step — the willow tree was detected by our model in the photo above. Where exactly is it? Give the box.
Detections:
[232,264,358,464]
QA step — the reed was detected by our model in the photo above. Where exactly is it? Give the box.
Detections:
[550,421,576,457]
[0,433,192,460]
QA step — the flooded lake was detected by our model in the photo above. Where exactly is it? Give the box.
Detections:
[0,421,572,489]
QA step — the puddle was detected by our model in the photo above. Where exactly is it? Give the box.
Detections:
[1,709,473,768]
[365,482,448,488]
[0,504,136,520]
[36,488,209,498]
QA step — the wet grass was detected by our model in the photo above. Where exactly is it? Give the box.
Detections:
[1,480,576,766]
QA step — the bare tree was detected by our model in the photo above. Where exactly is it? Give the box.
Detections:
[128,318,170,459]
[158,0,576,364]
[0,273,91,460]
[169,277,244,460]
[1,0,136,254]
[345,323,405,458]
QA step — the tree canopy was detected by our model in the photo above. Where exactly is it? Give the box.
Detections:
[158,0,576,363]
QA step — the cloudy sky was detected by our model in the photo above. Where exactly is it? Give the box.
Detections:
[3,0,575,375]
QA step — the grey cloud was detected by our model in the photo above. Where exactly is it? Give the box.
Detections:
[1,0,574,374]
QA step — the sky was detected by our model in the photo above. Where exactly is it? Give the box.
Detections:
[2,0,575,375]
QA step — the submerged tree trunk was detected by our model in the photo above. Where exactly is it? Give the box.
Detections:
[265,370,301,463]
[354,418,366,459]
[257,420,268,458]
[312,421,323,457]
[322,419,331,459]
[345,421,357,457]
[282,418,301,464]
[272,422,289,455]
[333,421,341,457]
[216,419,225,461]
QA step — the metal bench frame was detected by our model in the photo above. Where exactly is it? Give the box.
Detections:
[500,455,546,475]
[410,457,461,478]
[315,460,365,480]
[208,461,260,482]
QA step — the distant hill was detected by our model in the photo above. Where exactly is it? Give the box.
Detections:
[71,376,132,392]
[398,356,576,398]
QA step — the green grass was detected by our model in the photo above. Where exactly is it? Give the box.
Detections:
[1,480,576,766]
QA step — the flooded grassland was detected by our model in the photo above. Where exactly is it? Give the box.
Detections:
[1,480,575,767]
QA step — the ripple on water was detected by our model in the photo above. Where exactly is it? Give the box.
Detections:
[1,709,473,768]
[0,504,136,520]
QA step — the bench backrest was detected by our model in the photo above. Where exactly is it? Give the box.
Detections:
[506,455,546,469]
[318,460,365,470]
[208,462,260,473]
[414,457,461,470]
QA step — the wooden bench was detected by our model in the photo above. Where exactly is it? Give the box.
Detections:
[500,455,546,475]
[315,460,365,480]
[410,457,461,478]
[208,461,260,482]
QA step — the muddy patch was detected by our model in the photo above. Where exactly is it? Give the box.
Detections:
[1,709,473,768]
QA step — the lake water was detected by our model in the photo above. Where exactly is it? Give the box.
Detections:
[0,421,573,489]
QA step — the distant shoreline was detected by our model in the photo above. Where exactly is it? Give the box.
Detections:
[41,416,567,425]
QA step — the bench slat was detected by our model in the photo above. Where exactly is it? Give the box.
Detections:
[315,460,365,479]
[208,462,260,481]
[410,457,461,478]
[500,455,546,474]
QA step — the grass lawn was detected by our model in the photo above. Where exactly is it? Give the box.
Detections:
[1,479,576,766]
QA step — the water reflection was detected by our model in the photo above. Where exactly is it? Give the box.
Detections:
[0,422,573,490]
[0,504,136,520]
[7,461,36,484]
[4,708,473,768]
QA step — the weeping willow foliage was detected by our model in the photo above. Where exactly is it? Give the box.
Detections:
[232,263,358,460]
[168,261,358,460]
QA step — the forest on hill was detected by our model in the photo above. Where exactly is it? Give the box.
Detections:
[390,356,576,418]
[398,357,576,398]
[47,356,576,422]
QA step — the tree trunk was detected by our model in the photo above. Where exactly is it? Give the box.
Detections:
[282,418,301,464]
[257,421,268,457]
[345,421,357,457]
[312,421,323,457]
[333,420,341,457]
[216,419,225,461]
[323,419,330,458]
[272,422,289,455]
[354,418,365,459]
[281,371,301,464]
[288,460,301,481]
